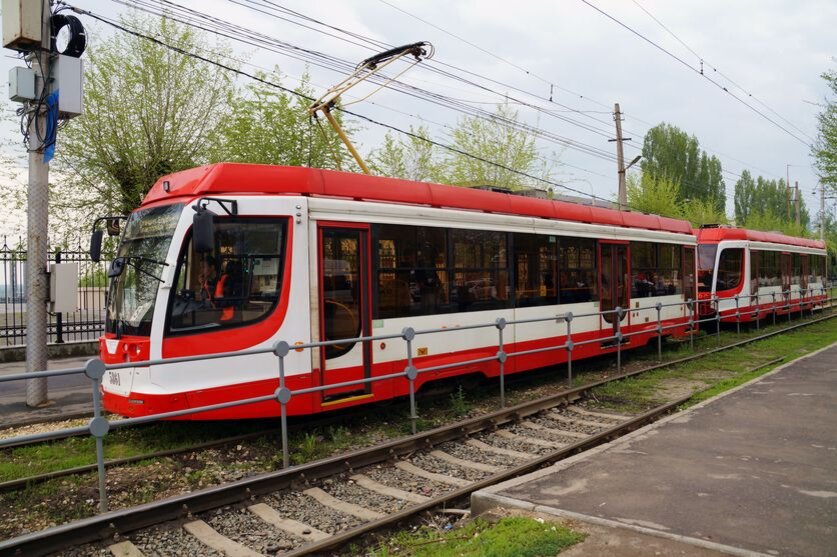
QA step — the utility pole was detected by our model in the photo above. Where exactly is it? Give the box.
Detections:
[821,183,826,242]
[25,0,53,407]
[611,103,628,211]
[786,165,791,220]
[794,181,801,227]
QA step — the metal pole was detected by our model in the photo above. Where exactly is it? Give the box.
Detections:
[54,249,63,344]
[787,289,791,324]
[688,299,694,352]
[772,292,777,326]
[566,313,573,387]
[85,358,109,513]
[615,307,622,374]
[755,295,760,331]
[655,303,662,362]
[403,327,417,435]
[25,0,53,407]
[714,296,721,346]
[273,341,291,469]
[735,296,741,335]
[496,318,506,408]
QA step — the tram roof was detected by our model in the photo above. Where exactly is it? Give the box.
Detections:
[694,226,825,250]
[144,163,694,235]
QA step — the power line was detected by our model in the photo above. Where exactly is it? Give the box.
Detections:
[579,0,813,148]
[64,3,604,202]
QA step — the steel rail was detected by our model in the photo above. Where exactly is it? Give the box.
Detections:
[0,311,832,555]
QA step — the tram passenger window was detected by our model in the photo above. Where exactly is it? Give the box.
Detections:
[558,238,597,303]
[750,250,760,292]
[759,251,781,287]
[630,242,657,298]
[697,244,717,292]
[716,248,743,292]
[658,244,682,295]
[375,225,449,318]
[791,254,801,286]
[513,233,558,307]
[167,219,286,334]
[683,246,696,302]
[451,229,509,312]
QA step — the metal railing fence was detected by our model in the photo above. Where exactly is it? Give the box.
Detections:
[0,237,114,347]
[0,287,833,514]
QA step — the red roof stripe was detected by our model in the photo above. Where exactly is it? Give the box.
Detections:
[143,163,694,235]
[694,226,825,250]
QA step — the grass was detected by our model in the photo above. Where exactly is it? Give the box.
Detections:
[449,385,472,417]
[365,516,585,557]
[589,317,837,414]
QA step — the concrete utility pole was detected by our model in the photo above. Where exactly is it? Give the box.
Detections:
[786,165,791,220]
[795,181,800,227]
[25,0,53,407]
[821,183,826,242]
[612,103,627,211]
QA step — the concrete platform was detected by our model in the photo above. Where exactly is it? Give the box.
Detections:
[0,356,92,425]
[473,343,837,557]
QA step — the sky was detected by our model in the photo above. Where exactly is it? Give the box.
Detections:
[1,0,835,236]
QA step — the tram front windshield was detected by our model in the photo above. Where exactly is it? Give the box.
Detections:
[106,204,183,336]
[697,244,718,293]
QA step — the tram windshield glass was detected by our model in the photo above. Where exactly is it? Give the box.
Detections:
[106,203,183,336]
[697,244,717,292]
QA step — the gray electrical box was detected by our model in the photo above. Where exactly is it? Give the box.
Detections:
[8,66,35,102]
[2,0,43,51]
[52,55,83,118]
[49,262,79,314]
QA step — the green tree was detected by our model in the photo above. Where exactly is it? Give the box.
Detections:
[640,123,725,211]
[734,172,810,231]
[625,172,683,218]
[369,125,442,182]
[680,198,729,228]
[211,70,355,169]
[56,14,236,221]
[812,64,836,192]
[445,104,555,190]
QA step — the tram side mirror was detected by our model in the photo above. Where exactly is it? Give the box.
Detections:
[105,218,121,237]
[193,207,216,254]
[90,229,103,263]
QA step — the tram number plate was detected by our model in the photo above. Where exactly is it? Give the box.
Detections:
[108,371,121,387]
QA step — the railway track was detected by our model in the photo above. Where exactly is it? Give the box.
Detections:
[0,311,832,556]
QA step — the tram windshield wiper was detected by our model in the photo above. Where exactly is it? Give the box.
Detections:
[108,255,168,282]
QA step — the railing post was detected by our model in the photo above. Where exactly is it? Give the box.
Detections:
[714,296,721,346]
[655,303,662,363]
[273,341,291,469]
[54,249,64,344]
[735,295,741,335]
[787,289,791,324]
[402,327,418,435]
[495,318,507,408]
[687,299,694,352]
[565,312,574,387]
[754,295,760,331]
[615,307,623,374]
[85,358,109,513]
[772,292,777,326]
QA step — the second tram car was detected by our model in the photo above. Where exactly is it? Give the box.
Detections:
[695,225,828,323]
[97,163,699,419]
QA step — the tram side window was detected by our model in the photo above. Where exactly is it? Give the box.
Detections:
[630,242,657,298]
[558,238,597,303]
[715,248,743,292]
[791,253,802,286]
[759,251,781,287]
[167,219,286,334]
[658,244,683,295]
[810,255,823,285]
[376,225,449,318]
[750,250,760,292]
[514,233,558,307]
[451,229,509,312]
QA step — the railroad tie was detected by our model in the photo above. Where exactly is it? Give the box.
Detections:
[548,411,610,429]
[303,487,386,521]
[350,473,430,503]
[247,503,329,542]
[395,461,470,487]
[465,438,535,460]
[429,450,502,473]
[182,520,263,557]
[519,420,586,439]
[108,541,145,557]
[568,407,629,421]
[493,429,565,449]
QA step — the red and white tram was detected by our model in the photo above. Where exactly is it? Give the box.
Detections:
[695,225,828,323]
[98,163,698,419]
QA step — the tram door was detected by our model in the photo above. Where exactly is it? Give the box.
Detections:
[599,242,630,334]
[318,226,372,401]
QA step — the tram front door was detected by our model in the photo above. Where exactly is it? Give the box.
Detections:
[318,225,372,402]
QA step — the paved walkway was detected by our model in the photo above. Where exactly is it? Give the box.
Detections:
[0,356,93,426]
[473,342,837,557]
